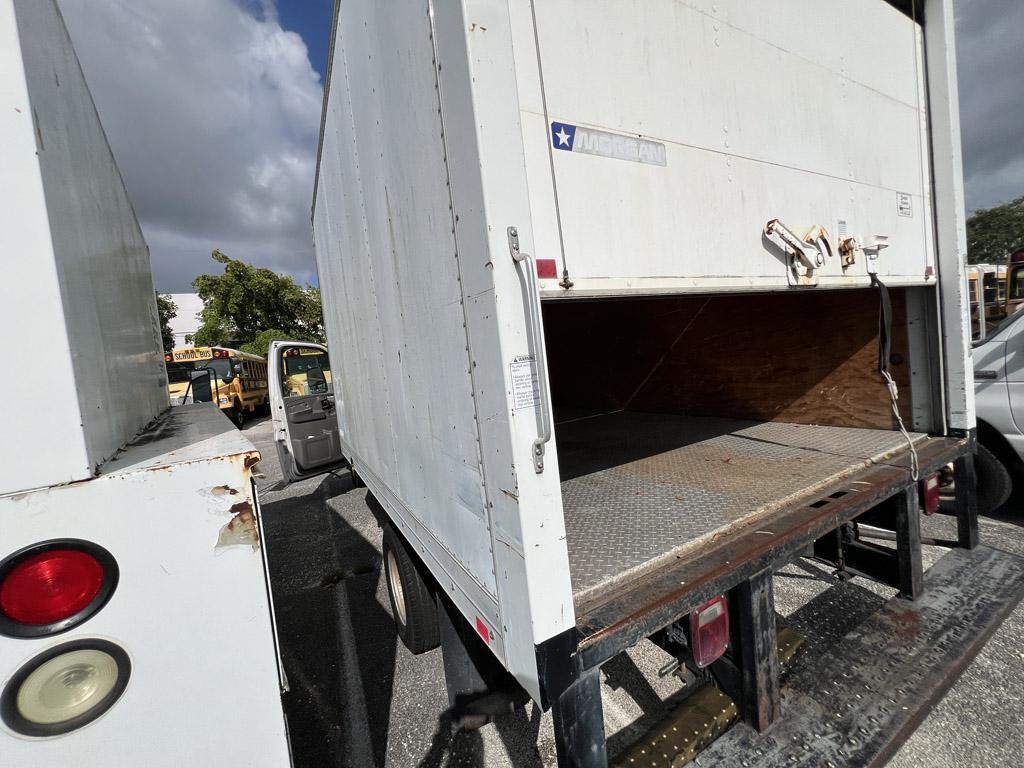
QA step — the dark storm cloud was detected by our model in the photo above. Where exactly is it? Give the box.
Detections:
[955,0,1024,212]
[58,0,322,291]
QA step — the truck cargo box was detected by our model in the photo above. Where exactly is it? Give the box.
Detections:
[302,0,983,764]
[0,0,167,496]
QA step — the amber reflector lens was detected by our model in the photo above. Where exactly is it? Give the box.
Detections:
[16,648,120,725]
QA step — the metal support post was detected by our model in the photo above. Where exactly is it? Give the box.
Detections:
[954,453,980,550]
[552,668,607,768]
[894,484,924,599]
[728,569,780,731]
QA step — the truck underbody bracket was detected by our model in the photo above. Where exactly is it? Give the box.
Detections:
[727,569,781,732]
[953,453,980,549]
[553,668,607,768]
[813,486,924,599]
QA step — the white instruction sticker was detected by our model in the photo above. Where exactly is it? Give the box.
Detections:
[510,355,539,410]
[897,192,913,217]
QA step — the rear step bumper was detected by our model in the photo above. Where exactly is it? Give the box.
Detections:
[680,544,1024,767]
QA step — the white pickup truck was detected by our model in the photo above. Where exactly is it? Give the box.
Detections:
[973,311,1024,512]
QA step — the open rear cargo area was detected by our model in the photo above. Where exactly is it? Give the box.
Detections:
[543,289,944,610]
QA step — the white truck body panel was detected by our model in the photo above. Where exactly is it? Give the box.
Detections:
[0,0,167,497]
[313,0,972,703]
[0,405,290,766]
[515,0,937,295]
[1,5,289,762]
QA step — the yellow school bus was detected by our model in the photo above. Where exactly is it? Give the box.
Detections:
[164,346,269,428]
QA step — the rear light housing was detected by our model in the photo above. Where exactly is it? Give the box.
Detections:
[0,541,118,639]
[690,595,729,668]
[921,472,941,515]
[1,638,131,737]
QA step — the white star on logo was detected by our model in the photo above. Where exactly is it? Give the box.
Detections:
[555,127,571,147]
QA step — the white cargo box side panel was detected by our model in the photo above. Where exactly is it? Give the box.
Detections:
[0,0,90,493]
[314,0,502,647]
[512,0,937,295]
[1,0,167,495]
[0,406,289,765]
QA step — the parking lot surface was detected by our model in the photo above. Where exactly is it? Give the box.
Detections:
[245,417,1024,767]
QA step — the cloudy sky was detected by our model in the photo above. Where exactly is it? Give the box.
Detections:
[59,0,333,292]
[953,0,1024,214]
[56,0,1020,292]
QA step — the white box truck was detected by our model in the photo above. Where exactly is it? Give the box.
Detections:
[0,2,289,763]
[271,0,1024,764]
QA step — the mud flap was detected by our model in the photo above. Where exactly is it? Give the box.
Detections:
[694,545,1024,767]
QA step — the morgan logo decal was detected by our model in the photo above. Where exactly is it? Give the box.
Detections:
[551,121,667,167]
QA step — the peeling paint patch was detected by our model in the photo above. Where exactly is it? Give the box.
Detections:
[209,485,239,496]
[216,501,260,550]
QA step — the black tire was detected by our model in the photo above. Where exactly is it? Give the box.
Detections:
[229,405,245,430]
[975,442,1012,515]
[382,526,439,654]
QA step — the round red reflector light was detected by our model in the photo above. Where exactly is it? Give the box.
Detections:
[164,354,172,363]
[0,550,104,626]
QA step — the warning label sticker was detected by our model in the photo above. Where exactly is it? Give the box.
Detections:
[510,356,539,410]
[897,192,913,218]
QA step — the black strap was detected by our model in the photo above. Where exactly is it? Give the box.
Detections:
[872,273,893,375]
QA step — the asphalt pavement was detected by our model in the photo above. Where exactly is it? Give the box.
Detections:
[244,416,1024,767]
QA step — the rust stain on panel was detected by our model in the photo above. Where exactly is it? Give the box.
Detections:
[216,500,260,550]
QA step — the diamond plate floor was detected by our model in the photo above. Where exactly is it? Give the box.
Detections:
[556,412,926,605]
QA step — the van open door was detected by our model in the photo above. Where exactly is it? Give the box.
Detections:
[268,341,347,482]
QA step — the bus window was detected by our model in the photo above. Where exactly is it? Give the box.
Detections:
[1011,267,1024,301]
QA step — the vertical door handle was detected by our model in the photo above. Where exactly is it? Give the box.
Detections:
[508,226,552,473]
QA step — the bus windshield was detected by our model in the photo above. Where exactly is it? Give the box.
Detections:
[166,358,234,384]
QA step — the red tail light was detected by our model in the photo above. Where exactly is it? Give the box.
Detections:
[0,542,117,638]
[0,550,104,625]
[921,472,941,515]
[164,354,172,363]
[690,595,729,668]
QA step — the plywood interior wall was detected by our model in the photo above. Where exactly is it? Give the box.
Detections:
[542,289,910,430]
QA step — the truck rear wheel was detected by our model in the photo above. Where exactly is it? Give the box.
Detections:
[975,442,1012,515]
[382,526,439,654]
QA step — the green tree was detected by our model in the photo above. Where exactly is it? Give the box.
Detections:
[240,329,291,357]
[191,250,325,349]
[156,292,177,353]
[967,196,1024,264]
